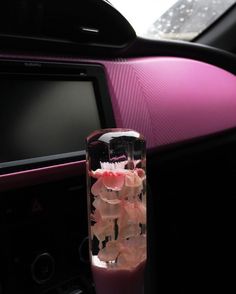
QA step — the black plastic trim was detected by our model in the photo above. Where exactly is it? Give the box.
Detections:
[122,37,236,75]
[0,0,136,50]
[2,36,235,75]
[195,3,236,53]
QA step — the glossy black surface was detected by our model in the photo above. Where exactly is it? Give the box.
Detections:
[0,176,94,294]
[0,59,115,174]
[0,0,135,47]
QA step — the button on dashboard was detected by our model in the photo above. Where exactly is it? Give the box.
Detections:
[31,252,55,284]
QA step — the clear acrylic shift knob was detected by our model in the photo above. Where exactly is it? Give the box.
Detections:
[86,128,146,294]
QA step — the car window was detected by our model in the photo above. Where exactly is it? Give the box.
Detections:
[109,0,236,41]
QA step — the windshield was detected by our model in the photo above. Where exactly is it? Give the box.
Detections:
[109,0,236,41]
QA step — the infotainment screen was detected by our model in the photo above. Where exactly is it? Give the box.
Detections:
[0,60,115,173]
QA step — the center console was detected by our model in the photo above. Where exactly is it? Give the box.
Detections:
[0,58,116,294]
[0,176,94,294]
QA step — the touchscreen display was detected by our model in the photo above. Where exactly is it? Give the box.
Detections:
[0,79,101,167]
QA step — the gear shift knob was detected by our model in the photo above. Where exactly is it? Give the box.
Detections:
[86,128,147,294]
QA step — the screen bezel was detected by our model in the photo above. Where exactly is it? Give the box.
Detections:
[0,59,116,174]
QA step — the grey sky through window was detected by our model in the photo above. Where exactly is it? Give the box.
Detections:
[110,0,236,41]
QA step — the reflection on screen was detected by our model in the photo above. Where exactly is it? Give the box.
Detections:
[0,80,101,165]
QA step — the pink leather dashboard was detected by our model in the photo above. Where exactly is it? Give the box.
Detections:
[0,53,236,188]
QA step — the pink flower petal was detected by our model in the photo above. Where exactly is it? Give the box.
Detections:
[119,185,143,200]
[102,171,125,191]
[91,219,113,242]
[91,177,104,196]
[91,209,101,222]
[124,202,138,222]
[125,171,142,187]
[117,250,140,269]
[93,198,121,219]
[98,240,121,262]
[119,223,141,239]
[90,169,103,179]
[117,236,146,268]
[100,189,121,204]
[136,168,146,180]
[136,201,146,224]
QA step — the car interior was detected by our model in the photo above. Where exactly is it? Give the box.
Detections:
[0,0,236,293]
